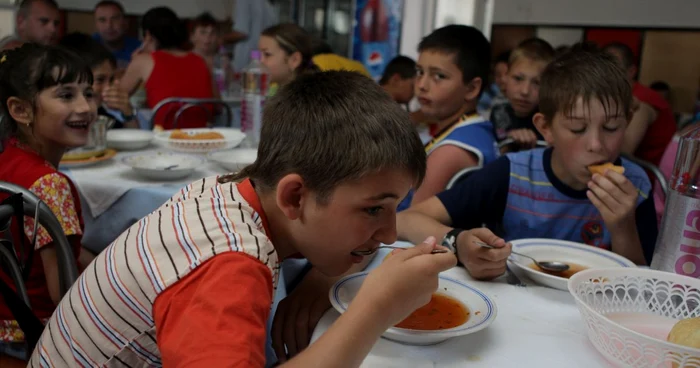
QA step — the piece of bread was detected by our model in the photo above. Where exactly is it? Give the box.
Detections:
[588,162,625,176]
[169,130,224,140]
[667,317,700,368]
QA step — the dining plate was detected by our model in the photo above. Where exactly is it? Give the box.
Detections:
[60,149,117,169]
[122,151,205,181]
[330,272,497,345]
[207,149,257,172]
[509,238,636,290]
[107,129,154,151]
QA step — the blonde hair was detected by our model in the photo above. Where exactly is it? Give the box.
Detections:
[509,38,555,66]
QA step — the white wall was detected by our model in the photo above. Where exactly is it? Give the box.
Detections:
[399,0,435,59]
[535,27,583,47]
[58,0,233,19]
[494,0,700,28]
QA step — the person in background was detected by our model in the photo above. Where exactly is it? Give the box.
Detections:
[92,0,141,70]
[60,33,138,129]
[398,45,658,281]
[490,38,555,150]
[604,43,676,166]
[28,71,467,368]
[650,80,671,103]
[0,0,60,50]
[190,12,221,68]
[0,44,95,363]
[228,0,277,72]
[120,7,215,130]
[477,50,510,115]
[379,55,416,106]
[259,23,318,88]
[398,25,498,210]
[311,38,371,77]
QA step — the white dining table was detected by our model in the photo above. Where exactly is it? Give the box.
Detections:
[310,242,613,368]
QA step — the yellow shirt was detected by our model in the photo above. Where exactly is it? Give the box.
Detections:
[312,54,371,77]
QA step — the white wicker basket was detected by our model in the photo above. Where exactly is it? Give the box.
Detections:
[153,128,246,154]
[569,268,700,367]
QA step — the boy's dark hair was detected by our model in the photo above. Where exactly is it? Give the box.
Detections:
[603,42,635,69]
[650,80,670,92]
[509,38,555,65]
[418,25,490,95]
[59,32,117,69]
[262,23,318,75]
[0,44,93,140]
[94,0,125,14]
[379,56,416,85]
[494,50,510,65]
[191,12,218,32]
[539,43,631,124]
[18,0,58,18]
[141,7,188,50]
[220,71,426,202]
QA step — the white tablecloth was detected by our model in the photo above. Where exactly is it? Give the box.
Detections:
[63,148,226,217]
[310,243,612,368]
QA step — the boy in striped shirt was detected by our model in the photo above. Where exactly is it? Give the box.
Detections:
[29,72,474,367]
[397,45,658,280]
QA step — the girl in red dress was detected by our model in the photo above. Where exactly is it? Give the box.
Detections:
[0,44,97,361]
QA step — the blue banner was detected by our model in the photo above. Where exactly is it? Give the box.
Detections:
[353,0,403,81]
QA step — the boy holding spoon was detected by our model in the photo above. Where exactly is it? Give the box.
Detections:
[398,44,658,281]
[29,71,500,368]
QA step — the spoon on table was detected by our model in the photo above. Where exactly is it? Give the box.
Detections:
[351,245,449,257]
[474,241,570,272]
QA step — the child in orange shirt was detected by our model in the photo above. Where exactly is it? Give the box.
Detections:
[28,71,503,367]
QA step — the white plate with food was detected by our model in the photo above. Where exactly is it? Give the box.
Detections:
[107,129,154,150]
[122,152,205,181]
[569,268,700,368]
[329,272,497,346]
[207,149,257,172]
[508,238,636,290]
[154,128,246,153]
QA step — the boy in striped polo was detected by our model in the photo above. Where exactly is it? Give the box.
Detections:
[397,44,658,280]
[28,71,471,367]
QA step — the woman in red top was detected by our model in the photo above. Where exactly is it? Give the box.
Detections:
[121,7,215,130]
[0,44,95,361]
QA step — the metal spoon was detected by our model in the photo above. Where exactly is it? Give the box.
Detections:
[474,241,570,272]
[351,245,449,257]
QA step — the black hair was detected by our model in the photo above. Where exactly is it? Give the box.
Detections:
[418,25,491,96]
[650,80,670,91]
[18,0,58,18]
[94,0,125,14]
[192,12,218,31]
[0,44,93,140]
[379,56,416,85]
[494,50,510,65]
[141,7,188,50]
[603,42,635,69]
[59,32,117,69]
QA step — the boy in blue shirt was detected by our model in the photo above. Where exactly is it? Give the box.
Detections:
[397,44,658,280]
[400,25,499,210]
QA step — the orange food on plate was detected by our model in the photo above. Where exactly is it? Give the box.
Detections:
[395,293,469,330]
[588,162,625,176]
[170,130,224,140]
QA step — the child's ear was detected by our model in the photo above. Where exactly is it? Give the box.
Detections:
[464,77,483,101]
[276,174,306,220]
[7,97,33,126]
[288,51,302,71]
[533,112,554,145]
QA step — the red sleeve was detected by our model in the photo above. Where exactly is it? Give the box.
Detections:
[153,252,274,367]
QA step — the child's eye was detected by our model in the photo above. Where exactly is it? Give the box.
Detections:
[603,126,619,132]
[570,128,585,134]
[432,73,446,81]
[364,206,383,216]
[59,93,74,100]
[84,90,95,99]
[415,69,423,77]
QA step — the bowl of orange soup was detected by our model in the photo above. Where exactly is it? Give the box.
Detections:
[329,272,497,345]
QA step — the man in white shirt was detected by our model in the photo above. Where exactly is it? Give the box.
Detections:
[227,0,278,71]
